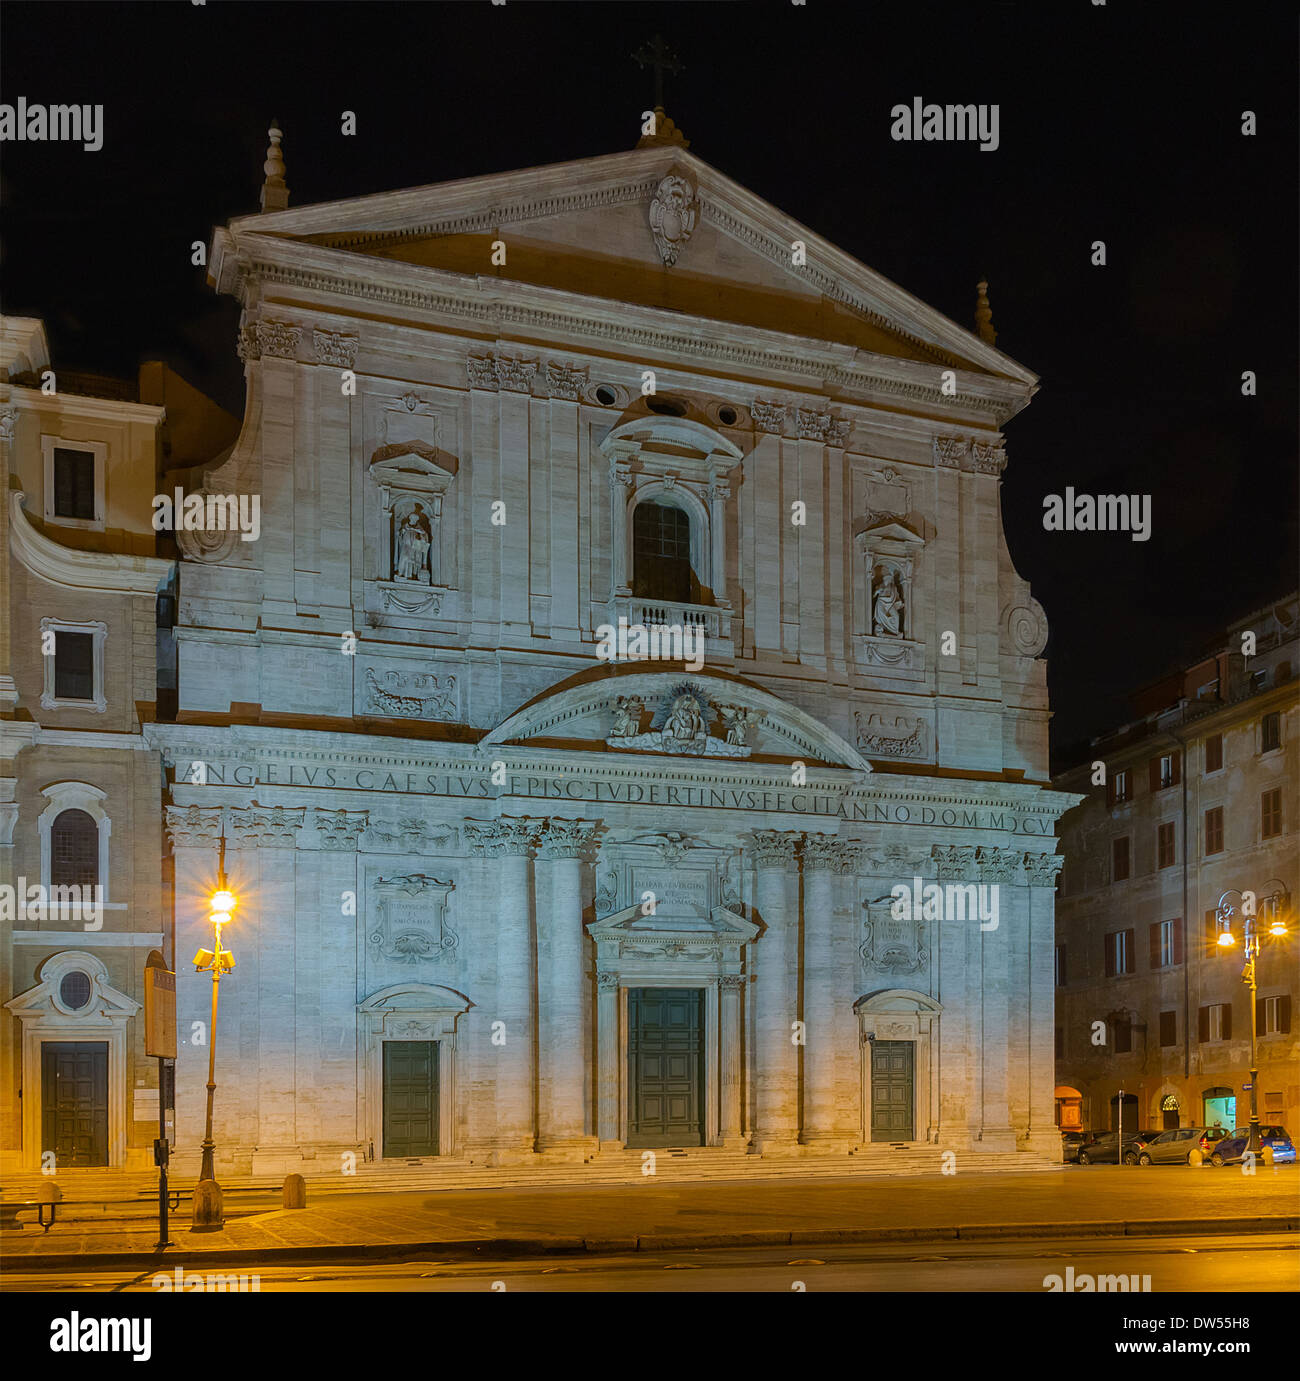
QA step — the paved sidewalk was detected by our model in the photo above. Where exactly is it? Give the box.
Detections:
[3,1166,1295,1270]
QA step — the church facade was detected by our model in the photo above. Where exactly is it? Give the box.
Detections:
[145,124,1077,1176]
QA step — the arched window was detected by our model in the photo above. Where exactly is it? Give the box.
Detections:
[633,499,696,603]
[51,809,99,889]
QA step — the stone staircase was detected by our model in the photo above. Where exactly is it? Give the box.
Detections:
[2,1145,1062,1214]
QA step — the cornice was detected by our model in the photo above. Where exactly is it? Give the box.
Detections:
[231,243,1025,424]
[9,492,174,595]
[4,385,165,427]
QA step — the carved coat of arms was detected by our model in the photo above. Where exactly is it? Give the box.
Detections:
[649,174,699,266]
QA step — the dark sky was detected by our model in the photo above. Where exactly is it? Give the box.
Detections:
[3,1,1296,758]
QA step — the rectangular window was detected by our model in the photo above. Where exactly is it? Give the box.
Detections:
[1204,806,1224,855]
[1113,769,1130,803]
[1112,1017,1132,1054]
[1204,733,1223,773]
[1261,788,1283,840]
[1261,711,1281,753]
[1112,836,1131,882]
[53,631,95,701]
[1105,928,1134,977]
[1157,821,1176,869]
[1159,1011,1177,1047]
[1149,917,1183,969]
[1204,909,1222,958]
[1055,944,1068,988]
[1259,995,1291,1036]
[1198,1003,1232,1043]
[52,447,97,520]
[1149,751,1181,791]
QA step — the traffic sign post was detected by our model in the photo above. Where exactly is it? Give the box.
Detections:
[144,952,177,1249]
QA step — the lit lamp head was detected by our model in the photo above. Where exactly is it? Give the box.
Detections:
[193,947,215,971]
[1217,928,1236,948]
[1268,918,1288,938]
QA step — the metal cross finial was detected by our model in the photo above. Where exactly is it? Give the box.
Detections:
[633,34,683,111]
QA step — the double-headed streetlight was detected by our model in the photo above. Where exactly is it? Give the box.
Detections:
[192,874,236,1229]
[1215,882,1290,1156]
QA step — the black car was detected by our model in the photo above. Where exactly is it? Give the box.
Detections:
[1076,1129,1161,1165]
[1061,1130,1090,1163]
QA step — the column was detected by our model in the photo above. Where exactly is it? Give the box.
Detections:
[975,846,1018,1152]
[934,844,978,1149]
[0,725,33,1169]
[595,971,621,1146]
[536,818,599,1158]
[466,817,541,1159]
[231,804,306,1175]
[801,835,855,1147]
[497,356,535,636]
[795,410,827,669]
[545,364,584,640]
[163,805,224,1176]
[1024,852,1065,1157]
[608,455,634,596]
[719,974,744,1146]
[750,830,800,1153]
[749,403,784,658]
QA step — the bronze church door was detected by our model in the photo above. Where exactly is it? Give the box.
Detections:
[382,1040,439,1158]
[627,988,705,1147]
[41,1041,109,1167]
[870,1039,915,1141]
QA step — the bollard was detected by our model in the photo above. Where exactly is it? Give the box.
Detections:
[1261,1145,1274,1165]
[1188,1148,1204,1167]
[191,1178,224,1231]
[283,1173,307,1209]
[36,1181,63,1233]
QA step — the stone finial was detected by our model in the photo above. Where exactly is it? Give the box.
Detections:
[975,278,996,346]
[260,120,289,213]
[637,106,690,149]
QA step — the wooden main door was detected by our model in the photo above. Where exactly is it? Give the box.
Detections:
[382,1041,439,1158]
[627,988,704,1148]
[870,1039,915,1141]
[41,1041,109,1167]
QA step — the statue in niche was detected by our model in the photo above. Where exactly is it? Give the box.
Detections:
[872,565,905,638]
[395,504,433,583]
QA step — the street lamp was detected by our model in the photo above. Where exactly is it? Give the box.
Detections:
[1215,884,1291,1156]
[192,872,236,1229]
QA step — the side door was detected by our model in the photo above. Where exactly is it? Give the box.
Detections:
[1148,1129,1181,1162]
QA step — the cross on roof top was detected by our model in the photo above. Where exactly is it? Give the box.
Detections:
[632,34,683,111]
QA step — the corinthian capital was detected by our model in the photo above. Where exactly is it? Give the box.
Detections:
[538,817,600,859]
[227,803,307,850]
[1022,851,1065,887]
[165,804,224,851]
[802,833,844,873]
[749,830,801,869]
[463,816,544,857]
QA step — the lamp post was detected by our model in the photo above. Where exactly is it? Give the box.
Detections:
[1215,883,1290,1156]
[192,850,236,1230]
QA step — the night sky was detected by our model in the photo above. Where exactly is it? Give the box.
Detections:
[3,1,1296,761]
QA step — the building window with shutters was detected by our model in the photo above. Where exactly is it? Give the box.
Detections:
[1199,1003,1232,1043]
[1260,787,1283,840]
[1156,820,1176,869]
[1150,917,1183,970]
[1259,994,1291,1037]
[1204,806,1224,855]
[1105,928,1134,977]
[1111,836,1131,882]
[1111,1016,1132,1054]
[1260,711,1281,754]
[1204,909,1223,959]
[1159,1011,1177,1047]
[1204,733,1223,774]
[1150,751,1180,792]
[41,435,106,531]
[39,618,108,713]
[1113,769,1130,803]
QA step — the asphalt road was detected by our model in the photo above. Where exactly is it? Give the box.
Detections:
[6,1233,1296,1293]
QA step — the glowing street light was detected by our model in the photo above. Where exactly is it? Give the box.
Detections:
[192,871,237,1230]
[1215,884,1291,1157]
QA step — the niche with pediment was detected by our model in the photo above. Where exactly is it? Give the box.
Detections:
[852,515,926,673]
[365,395,460,618]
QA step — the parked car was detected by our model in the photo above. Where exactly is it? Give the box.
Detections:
[1135,1126,1215,1164]
[1209,1126,1296,1166]
[1076,1130,1160,1165]
[1198,1127,1233,1155]
[1061,1130,1091,1163]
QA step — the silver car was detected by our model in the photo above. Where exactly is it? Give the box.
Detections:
[1136,1126,1211,1165]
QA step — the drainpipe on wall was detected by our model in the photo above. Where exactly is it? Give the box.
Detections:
[1171,720,1191,1082]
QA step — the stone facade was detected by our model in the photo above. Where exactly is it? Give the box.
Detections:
[1054,597,1299,1137]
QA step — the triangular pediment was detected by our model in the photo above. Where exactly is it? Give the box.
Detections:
[221,147,1034,384]
[369,443,456,493]
[588,904,758,946]
[479,667,870,772]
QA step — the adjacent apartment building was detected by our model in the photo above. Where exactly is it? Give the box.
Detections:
[1053,595,1298,1136]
